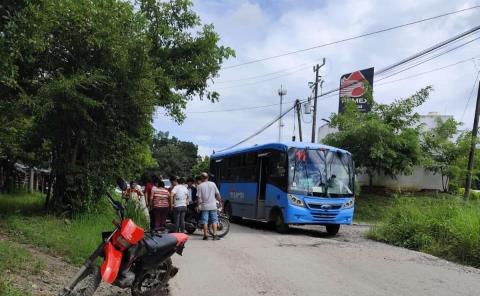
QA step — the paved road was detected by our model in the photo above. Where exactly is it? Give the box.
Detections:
[169,222,480,296]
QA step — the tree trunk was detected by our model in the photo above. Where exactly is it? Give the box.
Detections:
[369,173,373,191]
[29,168,34,193]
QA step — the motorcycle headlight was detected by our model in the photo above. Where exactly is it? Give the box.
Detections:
[342,198,355,209]
[288,194,306,207]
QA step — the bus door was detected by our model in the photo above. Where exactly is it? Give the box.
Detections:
[256,152,270,219]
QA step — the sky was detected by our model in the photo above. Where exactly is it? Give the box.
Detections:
[153,0,480,156]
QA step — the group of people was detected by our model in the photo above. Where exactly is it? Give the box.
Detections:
[124,172,222,240]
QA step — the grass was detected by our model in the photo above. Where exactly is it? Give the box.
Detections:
[0,192,149,266]
[0,239,45,296]
[354,193,395,223]
[368,196,480,267]
[0,192,117,265]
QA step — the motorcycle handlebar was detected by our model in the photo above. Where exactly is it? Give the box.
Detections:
[105,191,125,220]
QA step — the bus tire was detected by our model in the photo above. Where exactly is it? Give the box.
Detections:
[225,202,241,223]
[326,224,340,236]
[274,212,289,234]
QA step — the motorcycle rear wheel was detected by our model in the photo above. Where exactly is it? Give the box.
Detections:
[131,258,172,296]
[69,266,101,296]
[208,216,230,238]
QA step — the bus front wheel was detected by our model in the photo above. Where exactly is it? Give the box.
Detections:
[274,212,289,234]
[326,224,340,236]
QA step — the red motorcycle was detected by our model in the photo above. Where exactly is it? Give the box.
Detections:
[59,179,188,296]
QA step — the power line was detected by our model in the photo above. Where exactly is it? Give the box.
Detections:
[214,62,311,84]
[217,25,480,151]
[376,36,480,82]
[221,5,480,69]
[376,57,476,86]
[318,25,480,99]
[216,103,298,152]
[461,71,480,122]
[188,101,294,114]
[192,57,477,114]
[214,67,307,89]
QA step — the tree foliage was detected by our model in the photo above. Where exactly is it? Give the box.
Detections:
[421,118,465,191]
[191,156,210,177]
[323,87,432,186]
[150,131,198,178]
[0,0,233,212]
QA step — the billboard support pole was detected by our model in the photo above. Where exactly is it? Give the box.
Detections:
[311,58,325,143]
[464,77,480,201]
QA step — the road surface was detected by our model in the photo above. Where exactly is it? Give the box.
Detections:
[168,222,480,296]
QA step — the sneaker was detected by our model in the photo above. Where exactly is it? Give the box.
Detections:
[212,235,221,241]
[203,236,208,240]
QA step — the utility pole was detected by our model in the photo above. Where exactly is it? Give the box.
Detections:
[464,77,480,201]
[296,99,303,142]
[311,58,325,143]
[278,85,287,142]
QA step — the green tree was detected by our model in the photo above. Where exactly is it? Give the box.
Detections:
[150,131,199,178]
[0,0,233,212]
[191,156,210,177]
[323,87,432,188]
[421,118,465,192]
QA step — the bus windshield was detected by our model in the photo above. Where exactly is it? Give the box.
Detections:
[288,148,354,197]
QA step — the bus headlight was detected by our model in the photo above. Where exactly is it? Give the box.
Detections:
[288,194,305,207]
[342,198,355,209]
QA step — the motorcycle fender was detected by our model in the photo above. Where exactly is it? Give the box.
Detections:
[100,242,123,284]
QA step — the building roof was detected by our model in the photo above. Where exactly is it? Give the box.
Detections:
[212,141,350,158]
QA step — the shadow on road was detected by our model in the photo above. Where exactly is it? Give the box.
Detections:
[233,219,339,238]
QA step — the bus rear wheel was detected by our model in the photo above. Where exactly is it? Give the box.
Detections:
[326,224,340,236]
[274,212,289,234]
[225,202,241,223]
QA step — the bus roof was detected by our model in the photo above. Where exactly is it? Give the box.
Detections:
[211,141,350,158]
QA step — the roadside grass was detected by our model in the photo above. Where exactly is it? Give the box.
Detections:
[0,192,148,266]
[0,193,115,265]
[368,196,480,268]
[0,239,45,296]
[354,193,395,223]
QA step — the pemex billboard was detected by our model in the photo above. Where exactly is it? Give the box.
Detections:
[338,67,374,113]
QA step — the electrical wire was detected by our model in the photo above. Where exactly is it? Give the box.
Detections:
[376,36,480,82]
[214,62,311,84]
[214,67,307,89]
[217,25,480,151]
[221,5,480,69]
[461,71,480,122]
[192,56,479,115]
[376,57,477,86]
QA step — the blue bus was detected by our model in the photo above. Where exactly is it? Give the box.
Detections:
[210,142,355,235]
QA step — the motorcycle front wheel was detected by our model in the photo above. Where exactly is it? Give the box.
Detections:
[69,266,101,296]
[208,216,230,238]
[131,258,172,296]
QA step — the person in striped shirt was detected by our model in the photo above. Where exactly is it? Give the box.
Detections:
[149,180,170,232]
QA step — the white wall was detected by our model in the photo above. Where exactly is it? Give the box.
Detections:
[356,166,444,191]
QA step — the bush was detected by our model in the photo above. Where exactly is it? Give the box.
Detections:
[0,193,129,265]
[457,188,480,201]
[368,196,480,267]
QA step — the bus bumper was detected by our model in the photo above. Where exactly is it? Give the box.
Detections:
[284,206,354,225]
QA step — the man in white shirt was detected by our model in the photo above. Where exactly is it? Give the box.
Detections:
[170,177,191,233]
[196,172,222,240]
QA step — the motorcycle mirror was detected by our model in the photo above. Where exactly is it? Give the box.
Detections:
[116,178,128,191]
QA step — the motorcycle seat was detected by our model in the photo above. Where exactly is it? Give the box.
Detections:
[143,233,177,254]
